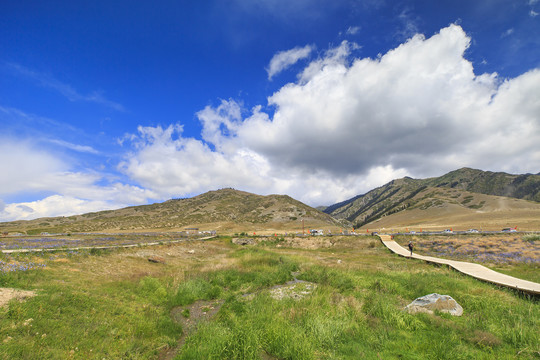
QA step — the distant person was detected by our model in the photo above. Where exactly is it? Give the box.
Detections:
[408,241,413,256]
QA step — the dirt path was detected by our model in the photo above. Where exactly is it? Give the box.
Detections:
[379,235,540,295]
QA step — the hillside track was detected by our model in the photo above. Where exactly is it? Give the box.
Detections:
[378,235,540,295]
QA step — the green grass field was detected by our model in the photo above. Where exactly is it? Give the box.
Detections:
[0,236,538,359]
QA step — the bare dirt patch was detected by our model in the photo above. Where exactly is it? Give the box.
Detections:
[240,235,374,250]
[0,288,36,308]
[283,237,335,249]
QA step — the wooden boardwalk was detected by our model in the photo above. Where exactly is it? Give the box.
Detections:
[378,235,540,295]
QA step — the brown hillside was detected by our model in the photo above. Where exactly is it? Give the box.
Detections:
[0,189,344,235]
[325,168,540,230]
[360,187,540,232]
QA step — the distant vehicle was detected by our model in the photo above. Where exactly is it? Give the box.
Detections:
[443,229,453,234]
[467,229,479,233]
[409,231,416,234]
[371,232,378,236]
[501,228,517,232]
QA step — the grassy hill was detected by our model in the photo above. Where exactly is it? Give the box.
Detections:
[0,189,343,235]
[325,168,540,230]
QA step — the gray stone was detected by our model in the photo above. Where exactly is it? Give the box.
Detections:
[405,293,463,316]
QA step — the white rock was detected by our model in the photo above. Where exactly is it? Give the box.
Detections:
[405,293,463,316]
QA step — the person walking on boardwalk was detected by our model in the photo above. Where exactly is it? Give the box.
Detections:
[408,241,413,256]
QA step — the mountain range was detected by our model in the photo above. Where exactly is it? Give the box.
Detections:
[2,168,540,234]
[324,167,540,230]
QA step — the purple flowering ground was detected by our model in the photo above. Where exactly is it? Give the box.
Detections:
[397,234,540,265]
[0,259,46,273]
[0,233,197,273]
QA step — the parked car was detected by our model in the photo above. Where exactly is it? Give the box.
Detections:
[443,229,453,234]
[467,229,479,233]
[501,228,517,232]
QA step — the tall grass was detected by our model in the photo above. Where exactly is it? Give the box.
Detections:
[172,245,539,359]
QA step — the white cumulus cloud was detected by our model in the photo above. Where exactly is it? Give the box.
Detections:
[0,138,156,221]
[1,195,120,221]
[118,123,274,199]
[4,24,540,221]
[120,24,540,207]
[267,45,314,80]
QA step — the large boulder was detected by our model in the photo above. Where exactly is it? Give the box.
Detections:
[405,293,463,316]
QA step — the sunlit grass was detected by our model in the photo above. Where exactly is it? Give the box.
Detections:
[0,236,538,359]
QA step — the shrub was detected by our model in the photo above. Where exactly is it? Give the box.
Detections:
[138,276,169,305]
[522,234,540,242]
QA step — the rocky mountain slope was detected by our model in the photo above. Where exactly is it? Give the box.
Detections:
[325,168,540,228]
[424,168,540,201]
[1,189,343,234]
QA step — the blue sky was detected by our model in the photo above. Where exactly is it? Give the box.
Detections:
[1,0,539,221]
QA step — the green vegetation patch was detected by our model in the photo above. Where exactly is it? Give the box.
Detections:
[523,234,540,242]
[461,195,475,205]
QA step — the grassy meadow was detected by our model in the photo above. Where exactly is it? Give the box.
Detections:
[0,235,538,359]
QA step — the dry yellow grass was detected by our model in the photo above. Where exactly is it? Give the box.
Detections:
[362,193,540,232]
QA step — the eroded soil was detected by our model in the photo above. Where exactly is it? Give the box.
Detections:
[0,288,36,308]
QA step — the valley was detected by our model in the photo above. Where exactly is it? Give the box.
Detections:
[1,168,539,359]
